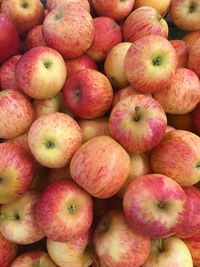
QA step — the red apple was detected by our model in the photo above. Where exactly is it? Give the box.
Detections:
[109,94,167,153]
[123,174,186,238]
[182,231,200,267]
[36,180,93,242]
[1,0,44,37]
[4,132,31,154]
[123,6,168,43]
[0,90,34,139]
[0,232,17,267]
[134,0,172,16]
[86,16,122,62]
[63,69,113,119]
[28,112,83,168]
[153,68,200,114]
[15,46,67,100]
[0,14,19,64]
[182,30,200,47]
[70,135,130,198]
[170,39,190,68]
[25,25,47,51]
[124,35,177,93]
[188,37,200,77]
[46,0,90,12]
[43,2,94,59]
[151,130,200,186]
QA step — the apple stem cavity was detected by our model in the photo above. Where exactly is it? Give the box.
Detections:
[45,141,55,149]
[44,61,52,69]
[22,1,28,8]
[33,260,40,267]
[158,200,166,209]
[74,90,80,100]
[67,204,76,214]
[0,214,19,220]
[159,239,164,252]
[152,56,161,66]
[196,161,200,170]
[54,12,62,20]
[189,4,195,13]
[134,106,140,121]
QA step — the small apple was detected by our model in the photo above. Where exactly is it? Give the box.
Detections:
[25,25,47,51]
[0,232,17,267]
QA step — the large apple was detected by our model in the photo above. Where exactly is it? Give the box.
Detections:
[1,0,44,37]
[0,142,34,204]
[28,112,83,168]
[123,6,169,43]
[63,69,113,119]
[0,232,17,267]
[123,174,186,239]
[36,180,93,242]
[109,94,167,153]
[46,0,90,12]
[94,209,151,267]
[188,37,200,77]
[170,0,200,31]
[134,0,172,16]
[0,190,44,244]
[70,135,130,199]
[153,68,200,114]
[15,46,67,100]
[124,35,177,93]
[25,25,47,51]
[142,236,193,267]
[0,14,19,64]
[43,2,94,59]
[151,130,200,186]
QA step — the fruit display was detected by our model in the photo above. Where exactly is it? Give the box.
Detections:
[0,0,200,266]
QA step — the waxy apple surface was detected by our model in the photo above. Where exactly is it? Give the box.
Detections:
[0,232,17,267]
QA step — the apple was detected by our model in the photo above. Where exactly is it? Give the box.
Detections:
[0,14,19,64]
[123,7,169,43]
[134,0,172,16]
[109,94,167,153]
[92,0,135,21]
[70,135,130,198]
[170,0,200,31]
[165,125,176,134]
[10,251,57,267]
[46,0,90,12]
[0,232,17,267]
[142,236,193,267]
[182,231,200,267]
[167,112,195,132]
[153,68,200,114]
[123,173,186,239]
[43,2,94,59]
[47,230,93,267]
[170,39,190,68]
[188,37,200,77]
[124,35,177,93]
[25,25,47,51]
[94,209,151,267]
[150,130,200,186]
[1,0,44,37]
[104,42,132,90]
[65,54,98,78]
[175,186,200,238]
[117,152,152,198]
[15,46,67,100]
[78,117,110,142]
[48,165,72,184]
[4,132,31,153]
[63,69,113,119]
[28,112,83,168]
[86,16,122,62]
[0,55,22,91]
[0,190,44,244]
[193,101,200,135]
[182,30,200,47]
[36,179,93,242]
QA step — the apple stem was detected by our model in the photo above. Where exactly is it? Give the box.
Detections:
[161,8,169,19]
[134,106,140,121]
[33,260,40,267]
[0,214,19,220]
[86,245,100,267]
[159,239,163,252]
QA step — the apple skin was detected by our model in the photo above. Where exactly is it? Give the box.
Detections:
[104,42,132,90]
[134,0,172,16]
[124,35,177,93]
[188,37,200,77]
[1,0,44,37]
[78,117,110,142]
[28,112,83,168]
[0,190,44,245]
[0,14,19,64]
[43,2,94,59]
[0,232,17,267]
[123,174,186,239]
[0,55,22,91]
[10,251,57,267]
[170,40,190,68]
[47,230,93,267]
[175,186,200,238]
[86,16,122,62]
[142,236,193,267]
[63,69,113,119]
[150,130,200,186]
[92,0,135,21]
[36,180,93,242]
[182,231,200,266]
[170,0,200,31]
[46,0,90,12]
[94,209,151,267]
[65,54,98,78]
[123,6,168,43]
[109,94,167,153]
[15,46,67,100]
[70,135,130,199]
[153,68,200,114]
[25,25,47,51]
[48,165,72,184]
[182,30,200,47]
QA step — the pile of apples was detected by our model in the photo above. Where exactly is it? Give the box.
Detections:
[1,0,200,266]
